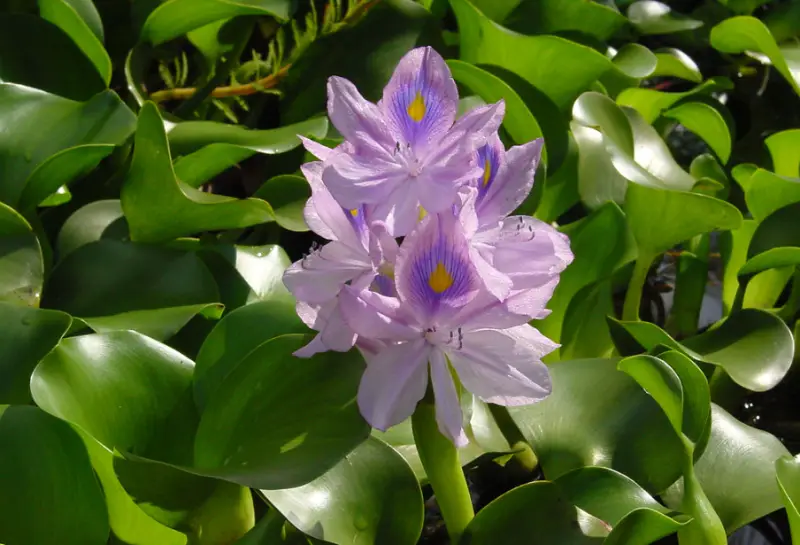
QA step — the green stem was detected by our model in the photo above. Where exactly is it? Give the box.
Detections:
[623,254,654,322]
[487,404,538,473]
[412,400,474,543]
[778,268,800,321]
[678,441,727,545]
[730,277,749,315]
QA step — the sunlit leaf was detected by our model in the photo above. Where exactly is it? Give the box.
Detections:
[627,0,703,35]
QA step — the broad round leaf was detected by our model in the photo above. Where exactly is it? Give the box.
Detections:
[0,405,109,545]
[0,202,44,306]
[663,405,790,533]
[0,84,134,208]
[624,183,742,257]
[627,1,703,35]
[711,16,800,96]
[263,437,424,545]
[776,455,800,543]
[765,129,800,177]
[451,0,612,110]
[194,298,308,409]
[653,49,702,82]
[743,168,800,221]
[0,303,71,404]
[616,78,731,124]
[664,102,732,164]
[609,309,794,392]
[31,330,195,452]
[122,102,274,243]
[43,240,221,340]
[167,116,329,157]
[510,358,686,493]
[0,14,106,100]
[503,0,626,41]
[254,175,311,232]
[56,200,129,259]
[618,355,684,437]
[39,0,111,84]
[141,0,291,45]
[610,44,658,80]
[447,60,548,164]
[194,334,370,489]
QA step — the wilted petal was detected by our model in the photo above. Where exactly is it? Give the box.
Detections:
[477,138,544,224]
[448,325,554,406]
[395,212,480,326]
[327,76,393,153]
[381,47,458,149]
[358,339,431,431]
[339,286,420,341]
[430,349,468,446]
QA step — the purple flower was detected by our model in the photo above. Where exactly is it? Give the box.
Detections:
[283,162,397,357]
[462,136,574,320]
[305,47,505,236]
[338,210,556,446]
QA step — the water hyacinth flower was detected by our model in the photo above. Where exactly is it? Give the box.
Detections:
[283,161,397,357]
[338,211,558,446]
[284,45,574,446]
[304,46,504,236]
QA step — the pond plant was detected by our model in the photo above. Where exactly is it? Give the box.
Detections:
[0,0,799,544]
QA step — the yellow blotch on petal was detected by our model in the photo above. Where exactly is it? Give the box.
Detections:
[418,206,427,221]
[482,158,492,186]
[350,208,359,217]
[407,92,426,122]
[428,262,454,293]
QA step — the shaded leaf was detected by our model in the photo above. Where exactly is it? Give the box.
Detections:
[765,129,800,177]
[0,202,44,307]
[254,175,311,232]
[664,102,732,164]
[56,200,129,259]
[627,0,703,35]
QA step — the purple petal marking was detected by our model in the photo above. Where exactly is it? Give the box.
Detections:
[477,138,544,225]
[474,134,504,202]
[381,47,458,149]
[395,212,480,325]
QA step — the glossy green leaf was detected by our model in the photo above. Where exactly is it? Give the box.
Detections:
[0,303,71,404]
[748,201,800,258]
[618,355,684,436]
[451,0,612,110]
[43,240,221,340]
[447,60,547,163]
[253,175,310,232]
[560,279,616,360]
[80,433,188,545]
[776,456,800,543]
[167,116,328,157]
[663,405,789,533]
[572,122,630,208]
[0,84,135,208]
[627,0,703,35]
[609,308,794,392]
[534,132,579,223]
[194,298,307,409]
[616,78,731,124]
[611,44,658,80]
[56,200,129,259]
[573,92,634,154]
[280,0,432,123]
[173,145,255,189]
[503,0,627,42]
[460,469,687,545]
[194,334,370,489]
[198,244,292,311]
[39,0,111,84]
[31,330,195,452]
[122,102,273,243]
[0,405,110,545]
[624,183,742,257]
[652,49,703,82]
[18,144,115,211]
[0,202,44,307]
[765,129,800,177]
[510,358,686,493]
[0,14,106,100]
[538,203,635,356]
[744,168,800,221]
[263,437,423,545]
[659,351,712,447]
[739,247,800,278]
[54,0,104,39]
[711,16,800,96]
[140,0,291,45]
[664,102,732,164]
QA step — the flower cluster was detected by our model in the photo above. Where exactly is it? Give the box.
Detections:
[284,47,573,446]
